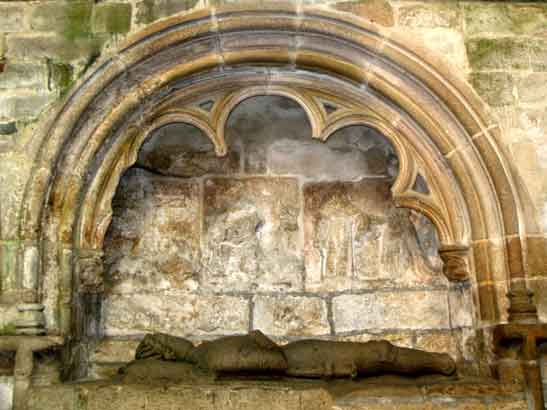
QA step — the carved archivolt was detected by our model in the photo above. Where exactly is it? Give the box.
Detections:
[14,6,542,334]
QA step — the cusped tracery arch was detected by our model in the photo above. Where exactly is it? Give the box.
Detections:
[16,5,542,336]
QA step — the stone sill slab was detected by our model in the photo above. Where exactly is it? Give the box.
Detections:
[26,378,527,410]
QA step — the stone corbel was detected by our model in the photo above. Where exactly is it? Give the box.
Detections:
[438,244,470,282]
[76,252,104,293]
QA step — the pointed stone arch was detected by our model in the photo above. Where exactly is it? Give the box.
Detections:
[14,5,542,337]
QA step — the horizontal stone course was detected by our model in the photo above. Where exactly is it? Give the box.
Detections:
[333,0,394,27]
[0,34,5,59]
[6,33,104,62]
[469,73,514,107]
[90,339,140,364]
[332,291,450,332]
[464,3,547,37]
[398,2,460,29]
[466,38,529,71]
[253,295,330,336]
[25,380,531,410]
[0,62,48,90]
[102,293,249,337]
[92,3,132,34]
[29,2,92,38]
[466,37,547,72]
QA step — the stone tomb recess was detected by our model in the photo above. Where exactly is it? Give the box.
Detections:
[99,96,473,370]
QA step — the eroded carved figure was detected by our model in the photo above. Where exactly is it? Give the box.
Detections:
[119,330,456,381]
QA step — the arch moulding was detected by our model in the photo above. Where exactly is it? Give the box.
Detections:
[10,5,543,337]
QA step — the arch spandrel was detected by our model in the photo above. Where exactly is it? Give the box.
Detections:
[16,6,540,333]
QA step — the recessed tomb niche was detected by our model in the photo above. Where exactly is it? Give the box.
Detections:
[98,96,476,379]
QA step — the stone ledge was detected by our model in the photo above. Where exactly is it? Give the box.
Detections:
[25,378,527,410]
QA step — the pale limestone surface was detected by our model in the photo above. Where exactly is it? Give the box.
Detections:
[253,295,330,336]
[103,293,249,337]
[332,291,450,332]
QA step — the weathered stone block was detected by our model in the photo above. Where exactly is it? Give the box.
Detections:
[528,39,547,71]
[6,33,104,62]
[0,4,26,33]
[469,73,514,107]
[414,331,459,358]
[0,62,48,90]
[303,179,444,292]
[398,2,460,29]
[105,172,201,294]
[332,291,450,332]
[253,295,330,336]
[267,129,392,179]
[28,383,332,410]
[202,177,304,292]
[466,38,530,71]
[334,0,394,27]
[464,3,547,36]
[90,339,140,364]
[136,0,200,25]
[448,286,475,328]
[103,293,249,337]
[92,3,132,34]
[464,4,513,36]
[0,92,54,121]
[30,2,92,38]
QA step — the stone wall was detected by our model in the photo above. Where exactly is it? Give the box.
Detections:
[0,0,545,321]
[0,1,546,409]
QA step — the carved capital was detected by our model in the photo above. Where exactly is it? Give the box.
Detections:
[439,244,469,281]
[76,253,104,293]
